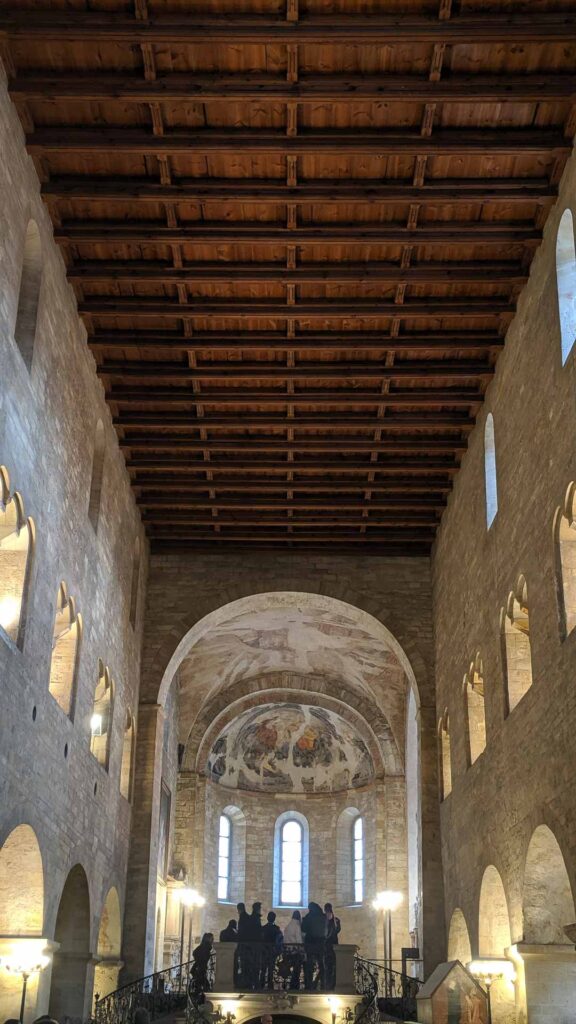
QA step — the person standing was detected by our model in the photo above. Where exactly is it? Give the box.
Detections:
[190,933,214,996]
[236,902,250,987]
[324,903,341,990]
[220,919,238,942]
[260,911,283,989]
[244,902,263,989]
[301,902,326,990]
[283,910,305,990]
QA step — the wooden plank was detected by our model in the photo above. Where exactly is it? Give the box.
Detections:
[149,539,434,554]
[137,495,445,508]
[3,11,576,44]
[126,458,459,471]
[99,360,494,380]
[92,330,505,352]
[114,413,473,430]
[56,222,542,245]
[70,260,527,285]
[131,477,452,492]
[83,298,513,318]
[144,515,438,527]
[118,434,470,450]
[145,530,435,542]
[43,177,556,205]
[27,127,570,156]
[13,72,576,103]
[109,387,481,405]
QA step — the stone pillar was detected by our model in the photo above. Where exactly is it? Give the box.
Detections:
[419,704,446,975]
[213,942,236,993]
[122,702,165,982]
[512,942,576,1024]
[334,944,358,995]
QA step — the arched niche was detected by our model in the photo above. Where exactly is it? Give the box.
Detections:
[88,420,105,531]
[14,218,42,370]
[438,709,452,799]
[0,466,35,648]
[120,708,135,801]
[479,866,512,956]
[94,887,122,1006]
[0,824,44,934]
[273,810,309,910]
[501,575,533,714]
[447,908,472,965]
[90,661,114,770]
[554,483,576,638]
[215,804,246,906]
[49,581,82,718]
[556,208,576,364]
[463,653,486,766]
[49,865,91,1021]
[523,825,576,943]
[484,413,498,528]
[335,806,362,906]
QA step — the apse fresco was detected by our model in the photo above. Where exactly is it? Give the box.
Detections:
[206,703,375,793]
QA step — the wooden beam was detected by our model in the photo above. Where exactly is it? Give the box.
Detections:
[132,477,451,492]
[27,127,570,156]
[145,530,435,542]
[55,222,542,245]
[3,12,576,44]
[144,514,439,527]
[43,176,556,206]
[118,435,470,451]
[126,458,458,472]
[83,298,513,319]
[148,538,433,554]
[137,495,445,509]
[99,360,494,380]
[13,72,576,103]
[109,387,481,405]
[70,260,527,286]
[114,413,473,430]
[92,330,505,353]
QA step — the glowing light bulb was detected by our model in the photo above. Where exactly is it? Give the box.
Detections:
[0,594,20,631]
[90,712,103,735]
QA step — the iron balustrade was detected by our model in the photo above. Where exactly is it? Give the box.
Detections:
[354,955,422,1023]
[95,954,215,1024]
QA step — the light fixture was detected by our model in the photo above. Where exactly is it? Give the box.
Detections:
[0,594,20,632]
[176,887,206,975]
[0,947,52,1024]
[372,890,403,913]
[215,1001,237,1024]
[372,891,404,997]
[90,712,103,735]
[178,887,206,909]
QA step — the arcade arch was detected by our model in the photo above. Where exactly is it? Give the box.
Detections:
[49,865,91,1022]
[522,825,576,944]
[94,887,122,1006]
[447,908,472,965]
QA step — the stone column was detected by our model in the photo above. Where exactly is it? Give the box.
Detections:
[212,942,236,993]
[419,704,446,975]
[122,702,166,981]
[334,944,358,995]
[512,942,576,1024]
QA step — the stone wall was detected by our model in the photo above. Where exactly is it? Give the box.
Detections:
[0,65,146,1021]
[431,138,576,1020]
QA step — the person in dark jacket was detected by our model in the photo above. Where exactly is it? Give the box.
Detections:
[324,903,341,989]
[260,911,283,989]
[237,902,250,940]
[236,902,250,987]
[301,902,326,990]
[220,919,238,942]
[244,902,263,989]
[191,933,214,995]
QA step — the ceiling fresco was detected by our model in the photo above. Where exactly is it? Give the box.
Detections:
[206,702,375,794]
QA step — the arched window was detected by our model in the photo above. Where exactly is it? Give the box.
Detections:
[88,420,105,531]
[120,708,135,800]
[463,653,486,765]
[90,660,114,769]
[129,536,141,629]
[501,575,533,713]
[484,414,498,528]
[555,482,576,638]
[0,466,34,648]
[273,811,309,908]
[49,582,82,718]
[14,219,42,370]
[438,709,452,800]
[353,816,364,904]
[218,813,231,901]
[556,208,576,364]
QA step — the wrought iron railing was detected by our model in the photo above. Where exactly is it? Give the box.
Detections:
[95,954,215,1024]
[354,955,422,1023]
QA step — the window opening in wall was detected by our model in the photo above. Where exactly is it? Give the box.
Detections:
[280,819,303,906]
[49,582,82,718]
[120,708,135,800]
[438,710,452,799]
[556,482,576,638]
[14,219,42,370]
[484,414,498,528]
[218,814,231,902]
[502,575,533,713]
[556,208,576,364]
[129,536,141,629]
[353,816,364,904]
[88,420,105,532]
[90,660,113,769]
[463,653,486,765]
[0,466,34,648]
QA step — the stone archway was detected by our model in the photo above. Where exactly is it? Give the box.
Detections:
[522,825,575,944]
[0,824,45,1022]
[447,908,472,965]
[94,887,122,1007]
[49,865,91,1021]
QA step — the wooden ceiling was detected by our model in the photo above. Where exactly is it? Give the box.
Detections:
[1,0,575,555]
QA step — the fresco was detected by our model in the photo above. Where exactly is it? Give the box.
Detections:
[206,702,375,793]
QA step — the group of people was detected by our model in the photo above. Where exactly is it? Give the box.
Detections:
[191,901,341,994]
